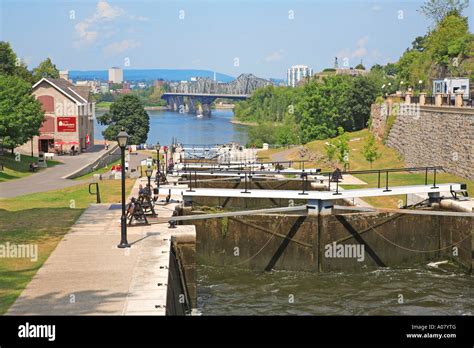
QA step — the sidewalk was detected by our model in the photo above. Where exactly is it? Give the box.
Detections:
[0,145,107,198]
[7,174,195,315]
[0,147,148,199]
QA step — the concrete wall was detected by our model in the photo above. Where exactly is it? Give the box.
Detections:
[371,103,474,180]
[65,145,120,179]
[185,211,473,273]
[166,233,197,315]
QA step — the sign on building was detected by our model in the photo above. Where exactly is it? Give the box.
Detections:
[57,117,77,132]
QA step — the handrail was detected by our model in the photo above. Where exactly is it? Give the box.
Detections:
[88,183,101,203]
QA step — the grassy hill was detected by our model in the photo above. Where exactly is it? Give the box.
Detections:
[259,129,474,208]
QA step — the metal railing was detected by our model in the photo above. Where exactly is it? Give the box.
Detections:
[321,166,444,195]
[88,183,101,203]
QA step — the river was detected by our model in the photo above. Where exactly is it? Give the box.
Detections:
[94,108,248,145]
[197,264,473,315]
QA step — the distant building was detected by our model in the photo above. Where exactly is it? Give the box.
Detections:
[432,78,470,99]
[287,65,313,87]
[15,77,95,156]
[100,83,109,93]
[108,67,123,84]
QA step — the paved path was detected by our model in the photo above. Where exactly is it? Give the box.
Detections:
[270,147,298,164]
[0,145,108,198]
[0,147,149,199]
[7,174,195,315]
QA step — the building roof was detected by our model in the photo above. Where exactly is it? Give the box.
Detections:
[32,78,91,104]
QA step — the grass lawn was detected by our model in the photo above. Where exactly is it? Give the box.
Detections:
[0,153,61,183]
[0,179,135,314]
[280,129,474,208]
[96,101,112,109]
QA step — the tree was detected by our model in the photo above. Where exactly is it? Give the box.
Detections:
[32,58,59,82]
[411,36,427,52]
[324,139,337,163]
[0,74,44,152]
[97,95,150,145]
[335,127,350,168]
[0,41,17,76]
[0,41,33,83]
[362,134,381,168]
[419,0,468,24]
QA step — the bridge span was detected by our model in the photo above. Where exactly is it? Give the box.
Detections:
[161,92,249,116]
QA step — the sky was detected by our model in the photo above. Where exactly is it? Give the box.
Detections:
[0,0,470,79]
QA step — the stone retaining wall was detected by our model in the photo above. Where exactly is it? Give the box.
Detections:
[371,103,474,180]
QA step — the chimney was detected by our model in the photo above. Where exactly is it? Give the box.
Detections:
[59,70,69,81]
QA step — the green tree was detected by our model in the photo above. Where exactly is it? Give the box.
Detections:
[0,41,34,83]
[324,139,337,163]
[0,41,17,76]
[0,74,44,152]
[97,95,150,145]
[362,134,381,168]
[335,127,349,167]
[347,76,378,129]
[419,0,468,23]
[32,58,59,82]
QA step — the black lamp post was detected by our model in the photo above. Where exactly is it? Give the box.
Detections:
[145,167,153,190]
[117,128,130,248]
[156,142,160,188]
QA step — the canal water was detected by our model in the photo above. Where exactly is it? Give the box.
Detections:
[95,107,472,316]
[197,264,473,315]
[94,109,248,145]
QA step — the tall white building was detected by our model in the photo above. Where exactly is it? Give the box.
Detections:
[108,67,123,84]
[287,65,313,87]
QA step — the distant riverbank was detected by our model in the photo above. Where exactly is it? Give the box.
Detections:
[230,119,257,126]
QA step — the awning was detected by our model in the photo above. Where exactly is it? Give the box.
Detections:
[39,135,54,140]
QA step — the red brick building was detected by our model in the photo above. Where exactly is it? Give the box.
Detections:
[16,77,95,156]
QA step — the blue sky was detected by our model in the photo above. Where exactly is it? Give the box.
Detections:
[0,0,468,79]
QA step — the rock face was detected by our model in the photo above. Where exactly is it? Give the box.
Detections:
[370,103,474,180]
[169,74,272,94]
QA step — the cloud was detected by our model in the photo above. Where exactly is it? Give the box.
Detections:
[74,0,148,47]
[337,36,369,61]
[264,49,285,62]
[103,39,140,55]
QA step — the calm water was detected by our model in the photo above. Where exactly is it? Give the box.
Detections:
[198,265,473,315]
[94,109,248,145]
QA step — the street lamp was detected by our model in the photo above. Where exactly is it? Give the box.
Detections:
[145,166,153,190]
[117,128,130,249]
[418,80,423,92]
[155,142,160,188]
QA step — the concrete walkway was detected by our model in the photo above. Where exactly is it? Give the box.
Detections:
[0,147,148,199]
[0,145,107,198]
[7,174,195,315]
